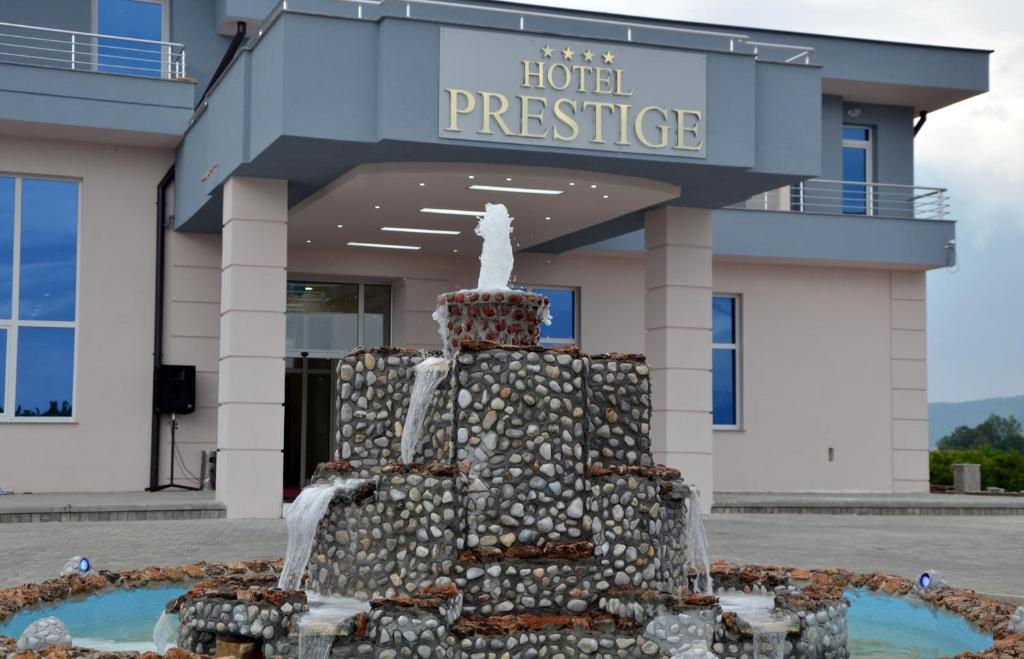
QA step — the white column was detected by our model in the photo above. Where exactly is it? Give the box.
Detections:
[217,177,288,518]
[890,270,929,492]
[645,206,714,511]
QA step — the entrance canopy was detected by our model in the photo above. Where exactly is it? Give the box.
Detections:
[174,0,825,246]
[289,162,678,254]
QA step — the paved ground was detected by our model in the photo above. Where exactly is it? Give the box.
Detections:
[2,514,1022,601]
[713,491,1024,514]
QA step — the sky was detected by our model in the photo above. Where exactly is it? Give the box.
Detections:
[525,0,1023,403]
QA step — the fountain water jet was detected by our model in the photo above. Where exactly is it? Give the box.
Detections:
[278,478,368,591]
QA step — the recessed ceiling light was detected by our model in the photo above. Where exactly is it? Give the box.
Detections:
[545,216,551,221]
[467,175,475,180]
[602,194,609,199]
[590,184,598,189]
[505,177,513,182]
[452,248,459,253]
[381,226,461,236]
[337,224,344,228]
[304,286,313,291]
[373,205,380,209]
[468,184,564,195]
[420,208,483,217]
[347,241,421,250]
[305,239,312,243]
[569,182,575,186]
[418,182,426,187]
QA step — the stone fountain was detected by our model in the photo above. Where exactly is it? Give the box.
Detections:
[169,203,849,658]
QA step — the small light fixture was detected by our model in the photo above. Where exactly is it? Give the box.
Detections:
[78,557,91,574]
[452,248,459,253]
[347,241,421,250]
[381,226,461,235]
[418,182,426,187]
[467,175,475,180]
[590,184,598,189]
[468,184,564,195]
[373,205,380,210]
[304,286,314,291]
[337,224,344,228]
[505,177,513,182]
[602,194,609,199]
[420,208,483,217]
[569,182,575,186]
[847,107,862,118]
[545,216,551,221]
[305,239,312,244]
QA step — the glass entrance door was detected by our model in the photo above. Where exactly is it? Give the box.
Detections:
[283,281,391,496]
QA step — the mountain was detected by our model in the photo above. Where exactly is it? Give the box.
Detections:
[929,395,1024,448]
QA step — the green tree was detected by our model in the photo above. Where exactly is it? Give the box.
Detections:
[937,414,1024,453]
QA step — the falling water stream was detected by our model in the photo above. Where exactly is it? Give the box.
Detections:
[684,487,712,595]
[151,610,177,654]
[399,357,450,464]
[278,478,368,591]
[296,595,369,659]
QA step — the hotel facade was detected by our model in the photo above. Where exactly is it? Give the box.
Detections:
[0,0,989,517]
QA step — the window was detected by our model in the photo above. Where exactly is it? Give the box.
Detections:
[842,125,872,215]
[286,282,391,357]
[712,295,739,428]
[522,286,577,346]
[96,0,166,77]
[0,176,80,420]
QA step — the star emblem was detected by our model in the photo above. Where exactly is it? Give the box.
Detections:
[602,51,615,65]
[541,45,554,58]
[583,50,595,63]
[562,46,575,60]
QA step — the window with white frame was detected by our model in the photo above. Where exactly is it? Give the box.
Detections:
[521,286,578,346]
[712,294,740,428]
[95,0,167,77]
[0,176,80,420]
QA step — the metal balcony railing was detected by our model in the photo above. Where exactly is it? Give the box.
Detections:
[302,0,815,65]
[733,179,949,221]
[0,22,186,79]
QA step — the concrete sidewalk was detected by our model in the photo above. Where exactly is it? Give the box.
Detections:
[0,491,225,523]
[1,513,1022,602]
[713,491,1024,515]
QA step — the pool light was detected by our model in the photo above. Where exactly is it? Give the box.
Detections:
[79,557,91,573]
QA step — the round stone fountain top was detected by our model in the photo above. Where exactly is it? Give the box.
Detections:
[437,290,550,350]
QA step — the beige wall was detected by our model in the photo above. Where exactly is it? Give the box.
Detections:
[711,259,926,493]
[0,136,171,492]
[156,226,223,487]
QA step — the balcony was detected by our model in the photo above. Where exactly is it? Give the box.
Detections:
[0,21,186,79]
[732,179,949,221]
[0,22,194,143]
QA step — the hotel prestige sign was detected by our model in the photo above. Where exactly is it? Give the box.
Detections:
[439,27,707,158]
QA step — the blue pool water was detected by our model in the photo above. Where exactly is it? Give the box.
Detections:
[0,585,995,656]
[0,585,187,652]
[846,588,993,657]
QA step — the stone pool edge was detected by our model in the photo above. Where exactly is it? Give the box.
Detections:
[0,559,1019,659]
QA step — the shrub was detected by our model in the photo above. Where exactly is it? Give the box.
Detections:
[929,447,1024,492]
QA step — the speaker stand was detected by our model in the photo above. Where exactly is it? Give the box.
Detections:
[150,414,201,492]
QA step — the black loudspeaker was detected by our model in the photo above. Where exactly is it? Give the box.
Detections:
[155,364,196,415]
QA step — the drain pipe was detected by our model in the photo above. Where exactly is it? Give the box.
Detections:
[197,21,247,110]
[148,166,175,491]
[913,111,928,137]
